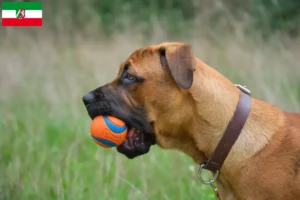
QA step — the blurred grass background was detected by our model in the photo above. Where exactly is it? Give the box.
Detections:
[0,0,300,199]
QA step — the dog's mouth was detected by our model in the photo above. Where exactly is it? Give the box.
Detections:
[89,111,155,159]
[83,88,156,159]
[122,126,143,149]
[117,124,155,158]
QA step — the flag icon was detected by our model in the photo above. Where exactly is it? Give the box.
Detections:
[2,2,42,26]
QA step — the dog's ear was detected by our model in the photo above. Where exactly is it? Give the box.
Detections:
[159,44,195,89]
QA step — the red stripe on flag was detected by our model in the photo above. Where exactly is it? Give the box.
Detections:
[2,18,42,26]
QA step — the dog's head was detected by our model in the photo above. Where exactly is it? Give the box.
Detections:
[82,42,196,159]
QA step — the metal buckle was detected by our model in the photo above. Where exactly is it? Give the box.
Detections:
[198,164,220,199]
[198,164,219,184]
[235,84,251,95]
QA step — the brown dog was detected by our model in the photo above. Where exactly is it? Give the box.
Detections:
[82,42,300,200]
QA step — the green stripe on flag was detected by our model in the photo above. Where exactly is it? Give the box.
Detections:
[2,2,42,10]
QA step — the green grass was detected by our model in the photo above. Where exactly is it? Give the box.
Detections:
[0,99,213,200]
[0,30,299,200]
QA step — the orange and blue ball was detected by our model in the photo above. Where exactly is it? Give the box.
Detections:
[90,116,127,148]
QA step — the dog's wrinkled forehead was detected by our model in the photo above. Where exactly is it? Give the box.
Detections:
[118,46,158,75]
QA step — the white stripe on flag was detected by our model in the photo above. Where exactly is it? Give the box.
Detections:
[2,10,42,18]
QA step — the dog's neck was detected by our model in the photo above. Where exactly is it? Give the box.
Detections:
[189,59,242,158]
[187,58,280,197]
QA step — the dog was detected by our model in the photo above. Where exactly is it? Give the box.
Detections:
[82,42,300,200]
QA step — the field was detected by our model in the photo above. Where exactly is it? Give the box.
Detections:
[0,23,300,200]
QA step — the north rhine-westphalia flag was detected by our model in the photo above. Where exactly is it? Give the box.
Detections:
[2,2,42,26]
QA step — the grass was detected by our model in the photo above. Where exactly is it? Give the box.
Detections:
[0,28,299,200]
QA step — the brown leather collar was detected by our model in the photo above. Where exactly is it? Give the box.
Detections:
[201,85,252,173]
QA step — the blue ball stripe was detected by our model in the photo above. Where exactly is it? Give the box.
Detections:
[103,116,127,133]
[92,136,116,147]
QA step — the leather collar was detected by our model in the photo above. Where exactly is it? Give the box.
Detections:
[201,85,252,173]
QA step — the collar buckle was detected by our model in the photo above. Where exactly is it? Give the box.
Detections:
[198,164,220,199]
[198,163,219,185]
[235,84,251,95]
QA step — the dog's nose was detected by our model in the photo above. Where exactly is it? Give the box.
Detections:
[82,92,95,105]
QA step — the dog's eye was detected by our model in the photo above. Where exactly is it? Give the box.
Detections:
[121,71,144,87]
[126,74,135,81]
[121,72,137,85]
